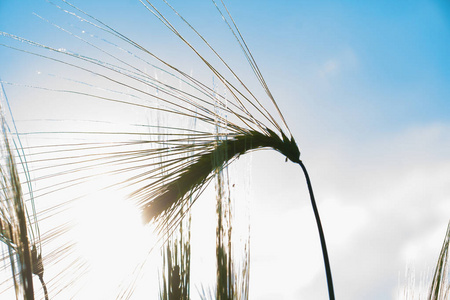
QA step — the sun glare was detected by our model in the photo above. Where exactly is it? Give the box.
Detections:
[71,187,158,299]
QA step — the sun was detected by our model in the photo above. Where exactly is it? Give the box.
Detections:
[71,186,158,299]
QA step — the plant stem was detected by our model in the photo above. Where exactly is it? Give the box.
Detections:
[298,160,335,300]
[39,275,49,300]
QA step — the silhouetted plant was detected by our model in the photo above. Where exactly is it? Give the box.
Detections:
[160,226,191,300]
[0,87,47,300]
[0,1,334,299]
[428,221,450,300]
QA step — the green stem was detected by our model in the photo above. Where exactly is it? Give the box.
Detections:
[298,160,335,300]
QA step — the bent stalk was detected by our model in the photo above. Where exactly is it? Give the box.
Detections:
[298,160,335,300]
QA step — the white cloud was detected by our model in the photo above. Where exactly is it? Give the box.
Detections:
[288,122,450,299]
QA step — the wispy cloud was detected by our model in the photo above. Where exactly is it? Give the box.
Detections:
[318,47,359,79]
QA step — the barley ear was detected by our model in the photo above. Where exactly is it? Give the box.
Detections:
[142,129,300,223]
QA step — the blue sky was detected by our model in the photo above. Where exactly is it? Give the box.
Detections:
[1,1,450,299]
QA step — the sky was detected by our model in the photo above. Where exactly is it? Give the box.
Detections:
[1,0,450,299]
